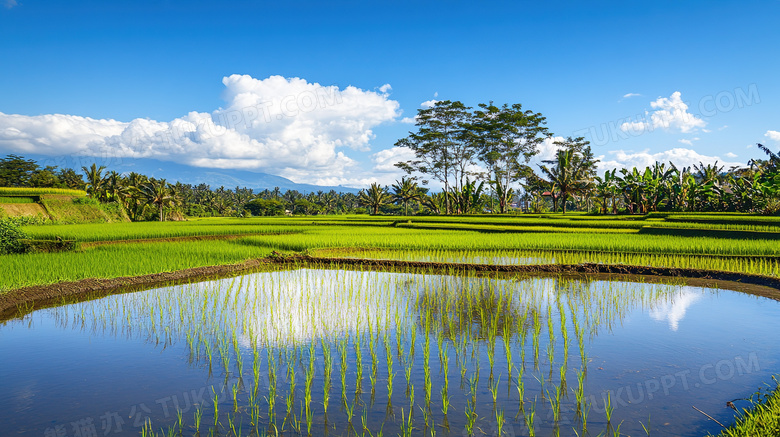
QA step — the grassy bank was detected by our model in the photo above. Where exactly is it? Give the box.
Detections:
[714,378,780,436]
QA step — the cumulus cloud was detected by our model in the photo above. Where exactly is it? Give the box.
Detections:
[420,99,439,109]
[378,84,392,94]
[725,152,738,158]
[305,147,413,188]
[620,91,706,134]
[0,75,401,184]
[766,130,780,142]
[372,146,416,173]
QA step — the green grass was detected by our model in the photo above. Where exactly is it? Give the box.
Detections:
[0,187,87,196]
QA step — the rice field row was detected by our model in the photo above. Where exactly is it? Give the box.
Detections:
[22,219,310,242]
[0,187,87,196]
[237,226,780,257]
[0,239,273,291]
[311,248,780,277]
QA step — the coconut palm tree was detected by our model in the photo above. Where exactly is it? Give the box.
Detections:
[391,177,421,216]
[81,163,106,200]
[140,178,173,221]
[358,183,389,215]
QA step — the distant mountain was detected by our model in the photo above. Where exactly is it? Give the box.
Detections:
[27,155,361,194]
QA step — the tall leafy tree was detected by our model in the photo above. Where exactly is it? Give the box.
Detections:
[470,102,549,213]
[0,154,40,187]
[395,100,473,214]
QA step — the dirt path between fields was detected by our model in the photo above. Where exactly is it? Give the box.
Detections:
[2,254,779,321]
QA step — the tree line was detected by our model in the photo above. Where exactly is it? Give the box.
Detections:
[390,100,780,215]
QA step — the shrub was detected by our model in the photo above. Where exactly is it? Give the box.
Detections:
[0,218,29,254]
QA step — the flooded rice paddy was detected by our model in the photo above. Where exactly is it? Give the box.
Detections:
[1,268,779,436]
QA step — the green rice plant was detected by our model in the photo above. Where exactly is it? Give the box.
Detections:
[515,371,525,408]
[194,407,202,433]
[176,409,183,435]
[581,401,590,435]
[575,369,585,414]
[490,375,501,405]
[232,382,239,412]
[464,399,478,436]
[605,391,614,424]
[344,398,355,424]
[399,408,414,437]
[211,387,219,427]
[355,334,364,393]
[547,383,562,422]
[440,386,450,416]
[525,402,536,437]
[495,408,505,436]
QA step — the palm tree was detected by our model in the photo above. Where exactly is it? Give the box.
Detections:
[358,183,389,215]
[391,177,421,216]
[140,178,173,221]
[103,171,127,203]
[81,163,106,200]
[538,149,588,213]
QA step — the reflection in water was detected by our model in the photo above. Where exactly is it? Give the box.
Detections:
[648,287,703,331]
[3,268,765,437]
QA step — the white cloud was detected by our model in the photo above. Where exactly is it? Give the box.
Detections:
[0,75,401,184]
[378,84,392,94]
[534,136,567,163]
[622,93,641,99]
[766,130,780,142]
[420,99,439,109]
[400,117,417,124]
[372,146,416,173]
[599,147,741,173]
[678,139,693,146]
[4,0,17,9]
[725,152,738,158]
[620,91,706,134]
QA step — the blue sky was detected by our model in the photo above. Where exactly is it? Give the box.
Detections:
[1,0,778,188]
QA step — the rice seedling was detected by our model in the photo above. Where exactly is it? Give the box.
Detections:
[399,408,414,437]
[211,387,220,428]
[525,402,536,437]
[490,375,501,405]
[496,408,505,436]
[605,391,614,424]
[464,400,478,436]
[194,407,202,433]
